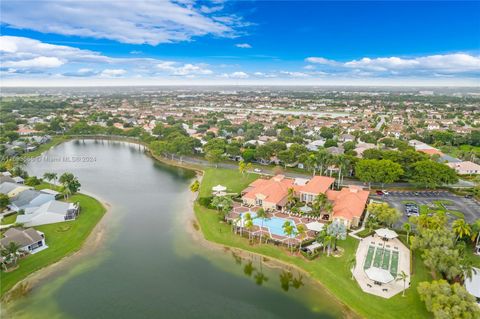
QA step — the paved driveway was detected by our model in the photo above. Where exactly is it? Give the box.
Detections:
[373,191,480,224]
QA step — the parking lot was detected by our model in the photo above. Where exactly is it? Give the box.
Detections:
[373,191,480,224]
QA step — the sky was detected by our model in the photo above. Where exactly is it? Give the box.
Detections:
[0,0,479,86]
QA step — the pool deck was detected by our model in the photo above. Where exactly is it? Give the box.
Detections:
[227,203,321,243]
[352,234,411,299]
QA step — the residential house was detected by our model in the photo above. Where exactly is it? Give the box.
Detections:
[16,200,79,227]
[8,189,56,212]
[0,228,47,254]
[447,161,480,175]
[0,182,32,198]
[354,143,376,157]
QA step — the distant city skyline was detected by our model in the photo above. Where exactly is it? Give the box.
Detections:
[1,1,479,86]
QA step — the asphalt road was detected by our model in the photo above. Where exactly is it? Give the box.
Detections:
[374,191,480,224]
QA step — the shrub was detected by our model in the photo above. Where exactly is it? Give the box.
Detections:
[198,196,213,208]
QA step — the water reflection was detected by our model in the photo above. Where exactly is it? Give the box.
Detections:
[231,253,304,291]
[280,270,304,292]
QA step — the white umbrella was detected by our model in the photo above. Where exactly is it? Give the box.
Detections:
[365,267,394,284]
[375,228,398,239]
[300,206,312,213]
[306,221,325,232]
[212,185,227,192]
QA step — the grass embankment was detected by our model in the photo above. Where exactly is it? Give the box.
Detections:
[0,193,106,297]
[194,168,431,319]
[1,213,18,225]
[23,136,69,158]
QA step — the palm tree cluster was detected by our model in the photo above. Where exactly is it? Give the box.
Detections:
[1,242,22,271]
[303,150,354,188]
[312,193,333,218]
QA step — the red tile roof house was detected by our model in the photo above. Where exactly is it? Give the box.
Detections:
[241,175,369,228]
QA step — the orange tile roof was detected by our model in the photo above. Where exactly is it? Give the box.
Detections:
[418,149,443,156]
[295,176,335,194]
[327,186,369,221]
[243,175,294,204]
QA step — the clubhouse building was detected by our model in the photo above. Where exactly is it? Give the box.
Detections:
[241,174,369,228]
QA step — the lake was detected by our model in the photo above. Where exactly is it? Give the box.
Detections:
[3,139,352,319]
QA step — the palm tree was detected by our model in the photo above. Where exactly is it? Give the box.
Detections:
[366,217,379,233]
[323,201,333,221]
[315,150,329,175]
[282,221,295,253]
[1,241,22,269]
[244,213,254,242]
[402,223,411,244]
[43,172,58,185]
[470,220,480,248]
[324,235,333,256]
[286,188,296,209]
[256,208,268,244]
[61,185,72,200]
[305,154,317,176]
[326,220,347,252]
[396,271,408,297]
[347,254,357,280]
[460,258,477,282]
[297,224,306,247]
[452,219,472,242]
[336,155,347,189]
[312,193,326,214]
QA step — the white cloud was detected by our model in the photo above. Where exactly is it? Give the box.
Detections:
[100,69,126,78]
[0,36,215,78]
[3,56,64,68]
[221,71,249,78]
[280,71,309,78]
[156,61,213,76]
[235,43,252,49]
[305,57,337,65]
[0,36,112,64]
[306,53,480,74]
[0,0,244,45]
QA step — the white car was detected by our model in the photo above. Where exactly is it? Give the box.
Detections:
[254,168,262,173]
[382,190,389,195]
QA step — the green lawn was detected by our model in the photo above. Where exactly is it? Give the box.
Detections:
[0,193,106,297]
[439,145,480,159]
[194,168,431,319]
[1,213,18,225]
[198,168,257,198]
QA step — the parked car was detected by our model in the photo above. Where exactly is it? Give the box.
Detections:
[382,190,389,195]
[254,168,262,173]
[404,203,419,216]
[376,190,384,195]
[465,194,473,199]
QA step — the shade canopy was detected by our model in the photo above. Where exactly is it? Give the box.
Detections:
[306,221,325,232]
[365,267,394,284]
[375,228,398,239]
[212,185,227,192]
[305,242,323,252]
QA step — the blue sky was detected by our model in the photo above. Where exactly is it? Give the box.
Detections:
[1,1,479,86]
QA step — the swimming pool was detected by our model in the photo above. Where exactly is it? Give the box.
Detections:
[242,212,297,237]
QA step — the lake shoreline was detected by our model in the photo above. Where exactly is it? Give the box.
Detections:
[1,193,111,304]
[9,137,359,318]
